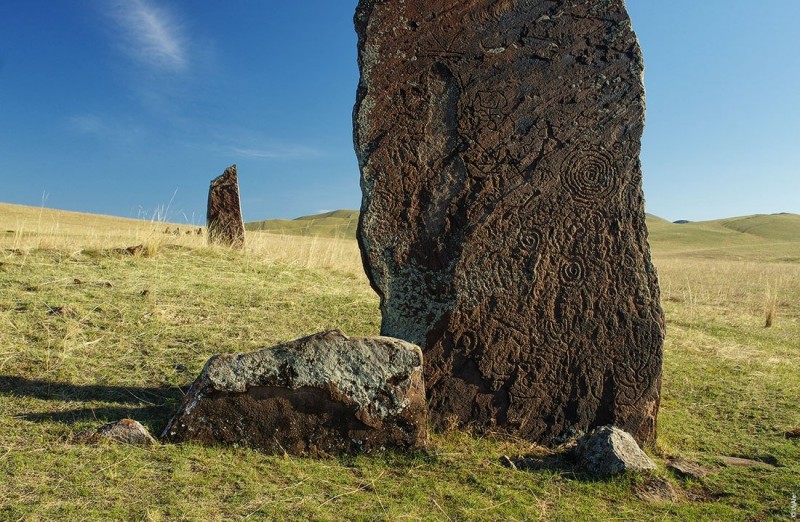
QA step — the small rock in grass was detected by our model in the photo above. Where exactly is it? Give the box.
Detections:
[635,476,681,503]
[110,244,144,256]
[576,426,656,476]
[666,457,711,480]
[498,455,517,470]
[785,428,800,439]
[47,305,77,318]
[77,419,157,446]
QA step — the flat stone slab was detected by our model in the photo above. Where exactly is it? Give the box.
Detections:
[354,0,664,446]
[207,164,245,247]
[161,330,427,455]
[719,456,776,468]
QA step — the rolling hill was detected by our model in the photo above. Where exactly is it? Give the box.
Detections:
[245,210,358,238]
[246,209,800,259]
[2,202,797,262]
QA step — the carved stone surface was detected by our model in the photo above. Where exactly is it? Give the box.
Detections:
[161,330,427,455]
[207,164,244,247]
[354,0,664,446]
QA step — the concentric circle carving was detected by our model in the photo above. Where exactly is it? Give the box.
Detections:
[562,148,618,204]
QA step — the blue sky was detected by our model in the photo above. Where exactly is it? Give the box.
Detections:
[0,1,798,223]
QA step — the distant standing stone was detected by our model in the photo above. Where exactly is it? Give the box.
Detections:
[161,330,428,456]
[207,164,244,247]
[354,0,664,445]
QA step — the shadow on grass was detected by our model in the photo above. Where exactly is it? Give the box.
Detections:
[0,375,188,428]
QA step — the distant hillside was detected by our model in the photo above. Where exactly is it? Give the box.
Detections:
[294,210,360,221]
[717,214,800,241]
[246,209,800,262]
[245,210,359,239]
[646,212,800,255]
[3,202,797,262]
[645,213,672,225]
[248,210,799,240]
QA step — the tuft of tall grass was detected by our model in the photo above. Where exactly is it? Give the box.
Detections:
[765,291,778,328]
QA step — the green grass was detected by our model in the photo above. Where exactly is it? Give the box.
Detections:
[1,203,799,520]
[245,210,358,239]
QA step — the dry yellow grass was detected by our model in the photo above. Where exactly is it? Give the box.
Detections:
[0,202,366,278]
[1,201,798,520]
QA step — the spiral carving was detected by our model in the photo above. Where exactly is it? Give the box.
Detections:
[562,148,618,204]
[559,259,585,284]
[519,228,542,250]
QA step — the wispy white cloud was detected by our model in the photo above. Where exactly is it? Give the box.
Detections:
[68,114,106,135]
[66,113,146,144]
[105,0,188,73]
[232,146,322,160]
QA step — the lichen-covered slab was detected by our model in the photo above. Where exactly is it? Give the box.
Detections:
[161,330,427,455]
[207,164,244,247]
[354,0,664,446]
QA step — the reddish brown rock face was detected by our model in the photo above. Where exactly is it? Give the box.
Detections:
[207,164,245,248]
[354,0,664,446]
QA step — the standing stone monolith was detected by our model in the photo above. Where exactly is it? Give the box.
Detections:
[207,164,245,248]
[354,0,664,446]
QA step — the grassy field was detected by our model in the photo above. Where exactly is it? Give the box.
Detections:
[1,202,798,520]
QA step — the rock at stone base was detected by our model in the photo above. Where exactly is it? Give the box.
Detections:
[666,457,710,480]
[161,330,427,456]
[207,164,245,248]
[576,426,656,476]
[77,419,157,446]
